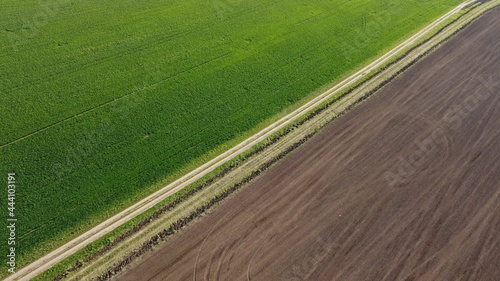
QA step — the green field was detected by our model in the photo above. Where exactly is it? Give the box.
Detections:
[1,0,463,270]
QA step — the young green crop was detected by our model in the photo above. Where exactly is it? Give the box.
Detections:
[0,0,463,271]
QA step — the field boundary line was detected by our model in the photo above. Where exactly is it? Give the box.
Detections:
[5,1,475,280]
[83,2,500,280]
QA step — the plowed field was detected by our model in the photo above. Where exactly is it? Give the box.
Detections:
[119,7,500,281]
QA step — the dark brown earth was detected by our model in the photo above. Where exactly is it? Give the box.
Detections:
[118,7,500,281]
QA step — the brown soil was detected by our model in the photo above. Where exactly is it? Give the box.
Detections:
[118,7,500,281]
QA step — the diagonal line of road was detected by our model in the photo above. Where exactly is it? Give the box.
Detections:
[6,1,475,280]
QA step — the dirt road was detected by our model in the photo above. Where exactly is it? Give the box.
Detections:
[118,6,500,281]
[7,2,479,281]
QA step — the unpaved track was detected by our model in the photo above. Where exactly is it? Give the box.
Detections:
[119,7,500,281]
[7,2,478,280]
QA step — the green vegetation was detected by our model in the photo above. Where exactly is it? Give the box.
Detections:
[0,0,463,271]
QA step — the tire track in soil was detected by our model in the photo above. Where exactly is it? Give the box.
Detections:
[117,6,500,281]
